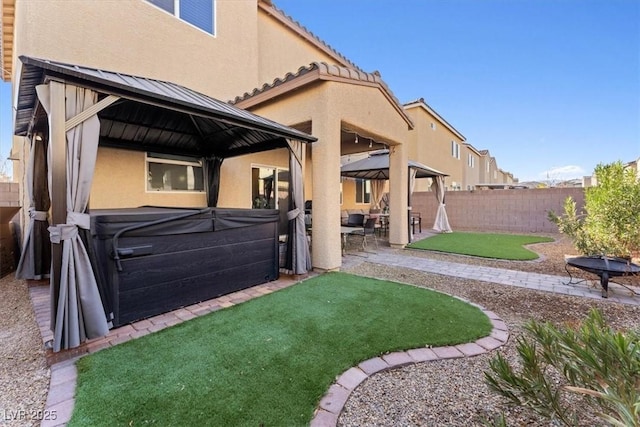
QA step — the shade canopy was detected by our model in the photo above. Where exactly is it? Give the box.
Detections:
[341,150,447,180]
[15,56,316,157]
[13,56,316,352]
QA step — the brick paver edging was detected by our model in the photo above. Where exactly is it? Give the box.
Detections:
[310,303,509,427]
[36,281,508,427]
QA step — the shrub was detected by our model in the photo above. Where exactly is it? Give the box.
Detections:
[548,161,640,260]
[484,309,640,426]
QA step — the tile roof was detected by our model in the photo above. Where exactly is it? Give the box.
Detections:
[231,62,414,128]
[404,97,465,141]
[259,0,362,72]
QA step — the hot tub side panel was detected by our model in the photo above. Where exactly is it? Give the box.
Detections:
[91,208,280,327]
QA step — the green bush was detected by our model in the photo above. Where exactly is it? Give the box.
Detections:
[484,309,640,426]
[548,161,640,260]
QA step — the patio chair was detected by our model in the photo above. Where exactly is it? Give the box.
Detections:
[345,213,365,227]
[410,212,422,234]
[350,217,378,250]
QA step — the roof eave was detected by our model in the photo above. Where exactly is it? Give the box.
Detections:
[404,99,465,141]
[16,56,317,145]
[257,1,361,71]
[234,64,414,130]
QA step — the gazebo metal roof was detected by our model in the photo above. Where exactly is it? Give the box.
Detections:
[14,56,316,158]
[341,150,447,180]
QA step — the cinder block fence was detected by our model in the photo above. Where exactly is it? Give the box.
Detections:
[412,188,585,234]
[0,182,21,277]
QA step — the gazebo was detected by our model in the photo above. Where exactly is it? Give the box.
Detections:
[341,150,452,237]
[13,56,316,351]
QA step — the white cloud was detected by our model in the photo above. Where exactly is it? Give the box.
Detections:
[538,165,586,181]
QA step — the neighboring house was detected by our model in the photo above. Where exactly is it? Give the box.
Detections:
[488,156,500,184]
[625,157,640,181]
[403,98,466,192]
[478,149,491,185]
[462,143,481,190]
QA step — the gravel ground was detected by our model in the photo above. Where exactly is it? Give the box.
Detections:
[339,234,640,426]
[0,275,49,427]
[1,234,638,426]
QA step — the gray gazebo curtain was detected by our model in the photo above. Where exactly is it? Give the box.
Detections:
[408,168,418,241]
[431,175,452,233]
[285,139,311,274]
[370,179,385,211]
[16,134,51,280]
[203,156,223,207]
[37,83,109,351]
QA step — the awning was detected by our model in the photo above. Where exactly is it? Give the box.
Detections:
[341,150,447,180]
[15,56,316,157]
[13,56,316,352]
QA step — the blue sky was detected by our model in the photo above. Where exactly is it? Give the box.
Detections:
[1,0,639,182]
[274,0,639,182]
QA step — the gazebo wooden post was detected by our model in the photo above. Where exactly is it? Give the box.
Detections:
[49,80,67,321]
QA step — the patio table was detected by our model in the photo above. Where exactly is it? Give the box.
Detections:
[341,226,363,256]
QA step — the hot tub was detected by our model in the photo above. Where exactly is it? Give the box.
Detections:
[89,206,280,327]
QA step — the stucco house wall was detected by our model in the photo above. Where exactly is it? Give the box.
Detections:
[256,6,343,87]
[12,0,269,211]
[13,0,260,102]
[404,103,465,192]
[462,145,481,190]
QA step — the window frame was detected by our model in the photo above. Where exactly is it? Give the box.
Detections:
[251,164,289,210]
[145,152,205,193]
[146,0,216,36]
[451,141,460,159]
[355,178,371,204]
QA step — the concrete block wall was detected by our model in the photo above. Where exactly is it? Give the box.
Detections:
[0,182,22,277]
[0,182,20,207]
[412,188,585,234]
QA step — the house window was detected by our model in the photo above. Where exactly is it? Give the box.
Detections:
[355,178,371,204]
[451,141,460,159]
[430,122,436,130]
[252,166,289,233]
[146,152,204,192]
[468,154,475,168]
[147,0,215,34]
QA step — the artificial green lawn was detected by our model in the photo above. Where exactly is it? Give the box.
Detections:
[69,272,492,426]
[407,231,554,260]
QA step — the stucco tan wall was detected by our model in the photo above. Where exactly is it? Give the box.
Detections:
[326,83,409,143]
[340,177,377,211]
[463,147,481,190]
[405,106,464,192]
[13,0,259,101]
[256,9,343,86]
[405,109,430,192]
[217,148,290,208]
[479,155,490,183]
[412,188,586,234]
[90,147,206,209]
